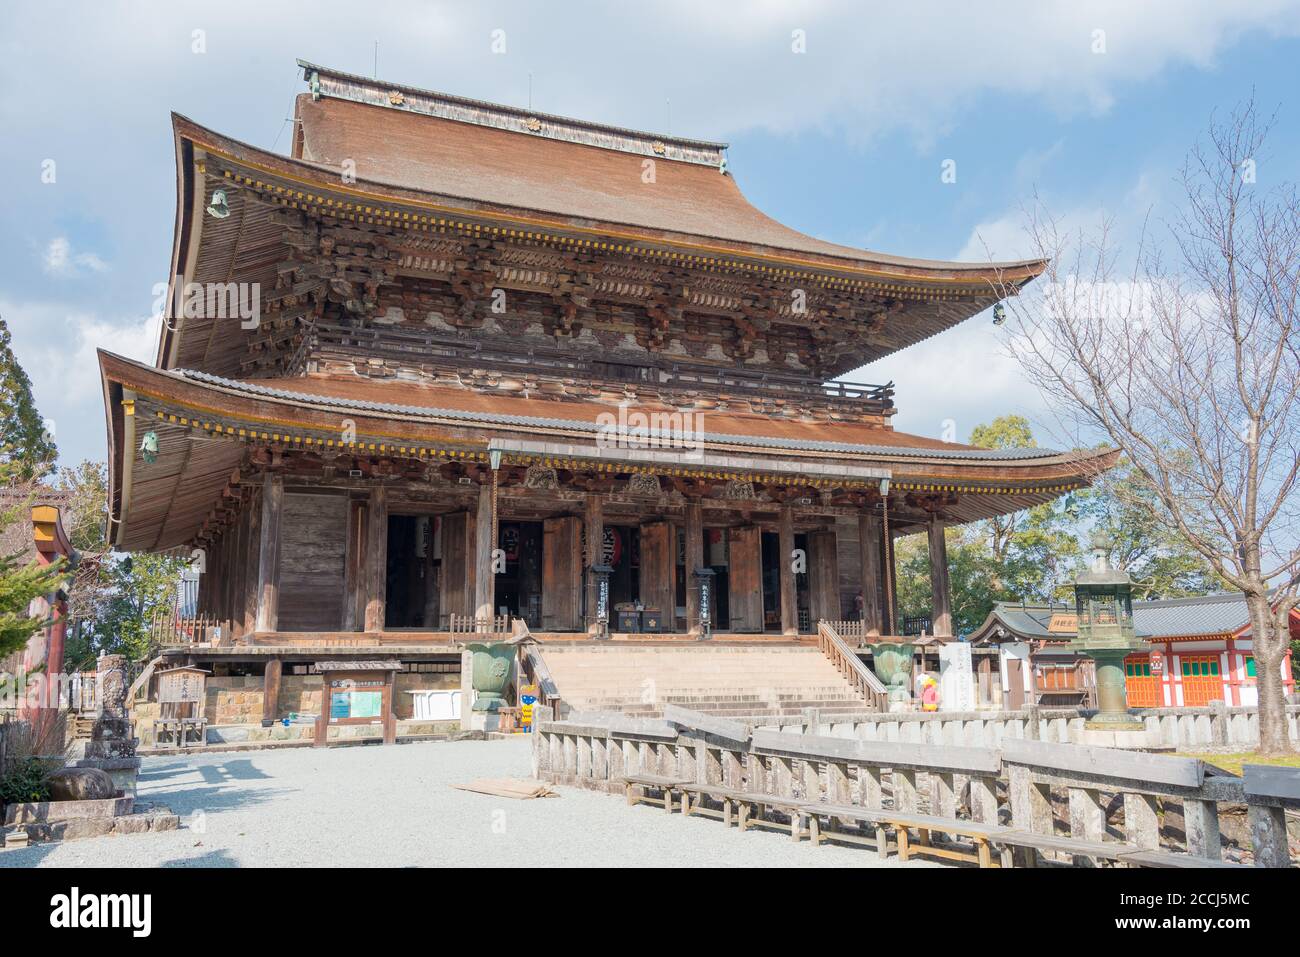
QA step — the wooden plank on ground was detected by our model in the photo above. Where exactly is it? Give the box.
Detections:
[451,778,559,799]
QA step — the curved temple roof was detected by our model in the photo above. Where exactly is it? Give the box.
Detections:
[290,60,1044,281]
[100,350,1116,551]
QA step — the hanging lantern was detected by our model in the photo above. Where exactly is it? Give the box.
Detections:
[140,430,159,464]
[205,189,231,219]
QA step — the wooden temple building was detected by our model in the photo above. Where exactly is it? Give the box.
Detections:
[99,61,1114,728]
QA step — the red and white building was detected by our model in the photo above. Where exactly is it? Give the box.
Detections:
[969,593,1297,710]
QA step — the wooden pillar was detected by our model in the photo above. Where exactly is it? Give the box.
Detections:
[474,482,494,629]
[807,528,840,624]
[229,502,248,638]
[858,512,883,636]
[639,519,676,630]
[727,525,763,634]
[927,516,952,637]
[684,502,705,635]
[241,486,262,637]
[262,658,282,724]
[382,669,397,745]
[778,505,797,636]
[363,485,387,632]
[584,494,604,635]
[254,474,283,634]
[883,527,898,634]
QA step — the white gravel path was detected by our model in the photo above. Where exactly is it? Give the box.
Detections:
[2,738,935,868]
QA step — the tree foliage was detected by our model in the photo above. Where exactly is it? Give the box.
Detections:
[995,99,1299,752]
[0,314,57,484]
[894,416,1225,636]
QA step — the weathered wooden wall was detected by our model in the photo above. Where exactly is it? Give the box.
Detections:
[277,490,349,631]
[728,525,763,633]
[639,520,676,625]
[542,515,582,631]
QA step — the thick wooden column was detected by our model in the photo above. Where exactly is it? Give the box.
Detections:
[807,528,841,623]
[542,515,582,631]
[262,658,282,724]
[858,512,883,636]
[254,474,283,634]
[928,516,953,637]
[883,527,898,634]
[474,483,494,628]
[241,486,262,637]
[639,520,676,630]
[584,494,604,635]
[778,506,798,636]
[684,503,705,635]
[728,525,763,634]
[363,485,388,632]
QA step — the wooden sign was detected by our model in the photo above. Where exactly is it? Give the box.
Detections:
[1047,613,1078,633]
[158,668,206,704]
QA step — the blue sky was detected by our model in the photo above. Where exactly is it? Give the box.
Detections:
[2,1,1299,467]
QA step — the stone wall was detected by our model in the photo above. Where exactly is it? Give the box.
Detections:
[135,672,461,728]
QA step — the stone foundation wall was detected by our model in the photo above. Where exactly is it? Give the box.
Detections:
[277,676,322,718]
[136,672,461,727]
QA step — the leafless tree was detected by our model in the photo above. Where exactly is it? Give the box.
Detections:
[995,100,1299,753]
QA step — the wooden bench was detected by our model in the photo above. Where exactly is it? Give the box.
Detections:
[804,803,1004,867]
[993,830,1137,868]
[621,775,691,812]
[1114,848,1249,869]
[678,783,808,840]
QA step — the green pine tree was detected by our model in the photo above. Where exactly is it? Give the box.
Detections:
[0,314,57,483]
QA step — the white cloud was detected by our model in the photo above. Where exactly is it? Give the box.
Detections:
[1,299,159,463]
[42,237,108,278]
[3,2,1300,150]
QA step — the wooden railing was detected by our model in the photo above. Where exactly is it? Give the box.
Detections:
[823,619,867,642]
[301,321,896,413]
[533,707,1297,867]
[449,615,513,639]
[900,615,932,636]
[817,621,888,712]
[148,611,231,647]
[520,644,564,717]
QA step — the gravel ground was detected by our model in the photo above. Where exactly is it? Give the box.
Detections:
[1,738,934,868]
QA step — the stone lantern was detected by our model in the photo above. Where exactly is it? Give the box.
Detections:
[1068,535,1145,727]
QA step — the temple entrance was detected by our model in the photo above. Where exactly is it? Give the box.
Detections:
[495,522,544,627]
[759,531,810,632]
[385,514,439,629]
[760,532,780,632]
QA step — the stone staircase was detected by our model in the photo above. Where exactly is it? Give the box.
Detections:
[537,641,879,720]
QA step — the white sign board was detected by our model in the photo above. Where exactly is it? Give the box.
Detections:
[938,642,974,712]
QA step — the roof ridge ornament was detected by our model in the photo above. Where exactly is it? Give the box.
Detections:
[294,58,728,168]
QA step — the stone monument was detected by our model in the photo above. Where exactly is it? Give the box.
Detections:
[67,653,142,796]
